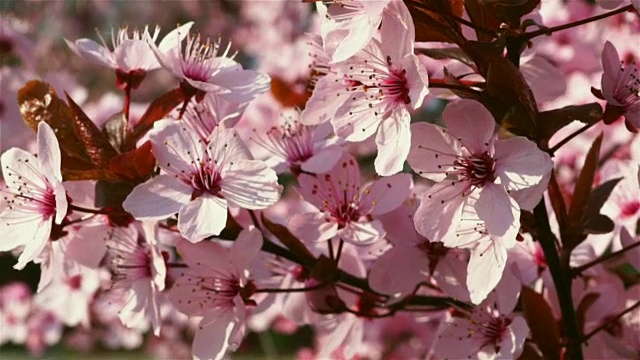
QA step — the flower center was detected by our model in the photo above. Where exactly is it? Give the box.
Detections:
[621,200,640,218]
[479,316,509,352]
[380,58,411,106]
[454,152,496,187]
[252,121,315,166]
[66,274,83,291]
[190,164,222,199]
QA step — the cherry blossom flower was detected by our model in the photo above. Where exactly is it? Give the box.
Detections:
[35,265,101,327]
[600,41,640,130]
[368,196,468,299]
[123,120,282,242]
[0,283,31,346]
[316,0,390,63]
[66,23,193,88]
[249,111,343,174]
[152,29,270,103]
[303,1,429,175]
[169,227,262,360]
[600,158,640,231]
[182,92,247,140]
[409,99,553,243]
[105,222,167,336]
[289,153,412,245]
[432,271,529,360]
[0,122,68,270]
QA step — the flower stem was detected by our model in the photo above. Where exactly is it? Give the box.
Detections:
[523,5,633,40]
[534,201,584,360]
[428,81,484,96]
[549,121,599,155]
[69,204,110,215]
[255,282,327,293]
[572,238,640,277]
[582,300,640,342]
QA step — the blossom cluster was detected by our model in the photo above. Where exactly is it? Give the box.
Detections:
[1,1,639,359]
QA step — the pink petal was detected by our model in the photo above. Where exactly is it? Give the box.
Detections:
[208,127,253,162]
[192,306,237,360]
[497,316,529,359]
[123,174,192,220]
[37,122,62,182]
[149,120,201,175]
[176,239,232,278]
[364,173,413,215]
[338,219,385,245]
[14,219,52,270]
[211,68,271,103]
[178,194,228,242]
[443,99,495,155]
[620,227,640,271]
[475,184,520,246]
[521,55,567,103]
[2,148,47,194]
[332,91,381,142]
[300,75,344,126]
[407,122,461,182]
[220,160,281,210]
[301,147,343,174]
[596,0,625,9]
[413,181,467,242]
[467,239,508,304]
[380,0,413,63]
[330,13,379,63]
[157,22,193,53]
[494,137,552,191]
[114,40,158,72]
[401,54,430,109]
[73,38,116,69]
[65,225,108,268]
[374,109,411,176]
[601,41,621,104]
[229,227,263,281]
[433,318,484,359]
[369,246,428,296]
[288,212,338,243]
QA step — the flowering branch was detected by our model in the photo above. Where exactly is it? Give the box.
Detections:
[572,238,640,277]
[582,300,640,342]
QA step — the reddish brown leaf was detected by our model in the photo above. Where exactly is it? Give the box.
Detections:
[66,93,119,169]
[17,80,88,161]
[406,0,464,43]
[548,171,568,236]
[129,87,185,146]
[521,287,562,360]
[537,103,603,148]
[270,77,310,108]
[464,0,502,42]
[567,134,603,227]
[109,141,156,183]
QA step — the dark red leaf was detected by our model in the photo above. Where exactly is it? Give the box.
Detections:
[109,141,156,183]
[270,76,310,108]
[521,287,562,360]
[66,93,119,169]
[129,87,185,146]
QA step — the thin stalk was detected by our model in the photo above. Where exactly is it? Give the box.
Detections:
[572,238,640,276]
[549,122,598,155]
[582,300,640,342]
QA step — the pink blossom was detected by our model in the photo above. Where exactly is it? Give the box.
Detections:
[0,122,68,270]
[303,1,429,175]
[409,99,553,243]
[316,0,390,63]
[123,120,282,242]
[67,23,193,87]
[432,271,529,360]
[289,152,412,245]
[169,227,262,360]
[152,29,270,103]
[249,111,343,174]
[600,159,640,231]
[600,41,640,129]
[105,222,167,336]
[182,92,247,140]
[0,283,32,345]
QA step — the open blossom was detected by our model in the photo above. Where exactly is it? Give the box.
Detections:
[303,1,429,175]
[169,227,262,360]
[0,122,68,270]
[152,29,270,103]
[123,120,282,242]
[182,92,247,140]
[600,41,640,129]
[316,0,390,63]
[409,99,553,243]
[106,222,166,336]
[433,271,529,360]
[250,111,343,174]
[66,23,193,87]
[289,153,412,245]
[600,158,640,231]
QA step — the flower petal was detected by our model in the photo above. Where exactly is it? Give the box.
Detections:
[123,174,192,221]
[494,137,552,191]
[443,99,495,155]
[37,122,62,182]
[288,212,338,243]
[374,109,411,176]
[414,182,467,242]
[407,122,461,182]
[475,184,520,246]
[229,227,263,281]
[192,307,237,360]
[467,239,508,304]
[178,194,228,242]
[220,160,281,210]
[364,173,413,215]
